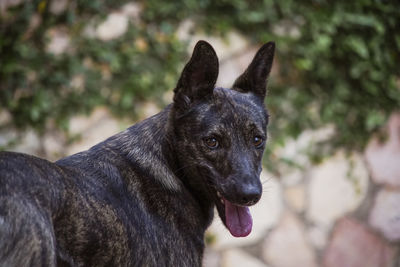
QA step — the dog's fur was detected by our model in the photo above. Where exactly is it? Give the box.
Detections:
[0,40,275,266]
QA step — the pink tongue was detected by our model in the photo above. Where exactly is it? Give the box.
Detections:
[224,198,253,237]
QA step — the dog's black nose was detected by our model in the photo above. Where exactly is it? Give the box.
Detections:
[239,183,262,206]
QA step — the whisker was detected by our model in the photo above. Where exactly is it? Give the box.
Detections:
[261,176,272,185]
[262,188,272,194]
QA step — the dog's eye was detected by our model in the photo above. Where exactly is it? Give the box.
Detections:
[204,137,219,148]
[253,136,264,148]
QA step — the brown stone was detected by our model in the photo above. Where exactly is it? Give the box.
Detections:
[323,217,396,267]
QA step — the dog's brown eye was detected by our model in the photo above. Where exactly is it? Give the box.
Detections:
[253,136,264,148]
[204,137,219,148]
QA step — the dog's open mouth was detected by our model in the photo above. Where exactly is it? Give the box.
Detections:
[216,191,253,237]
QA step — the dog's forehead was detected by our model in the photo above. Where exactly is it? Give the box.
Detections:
[209,87,268,126]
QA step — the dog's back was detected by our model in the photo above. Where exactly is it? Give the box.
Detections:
[0,40,275,266]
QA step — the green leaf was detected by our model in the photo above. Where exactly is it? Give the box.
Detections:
[366,110,385,130]
[345,36,369,59]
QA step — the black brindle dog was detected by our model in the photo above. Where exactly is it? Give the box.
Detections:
[0,40,275,266]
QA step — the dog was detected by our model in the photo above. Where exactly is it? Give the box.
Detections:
[0,40,275,266]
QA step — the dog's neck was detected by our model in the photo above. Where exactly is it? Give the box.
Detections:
[87,105,215,229]
[100,106,180,191]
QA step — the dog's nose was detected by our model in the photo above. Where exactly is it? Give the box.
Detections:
[239,183,262,206]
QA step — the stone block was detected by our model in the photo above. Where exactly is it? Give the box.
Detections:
[365,112,400,187]
[323,217,396,267]
[307,152,369,227]
[369,189,400,241]
[67,107,121,155]
[222,249,268,267]
[96,13,128,41]
[263,212,318,267]
[203,247,221,267]
[284,184,306,213]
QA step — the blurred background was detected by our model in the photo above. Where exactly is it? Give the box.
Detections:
[1,0,399,266]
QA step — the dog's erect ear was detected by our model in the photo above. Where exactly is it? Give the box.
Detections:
[232,42,275,98]
[173,41,219,112]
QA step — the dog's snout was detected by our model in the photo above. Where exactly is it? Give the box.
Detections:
[240,184,262,206]
[224,173,263,206]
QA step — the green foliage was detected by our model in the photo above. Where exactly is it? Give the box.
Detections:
[1,0,399,168]
[0,0,186,132]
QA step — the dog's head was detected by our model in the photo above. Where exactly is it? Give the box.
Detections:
[171,41,274,237]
